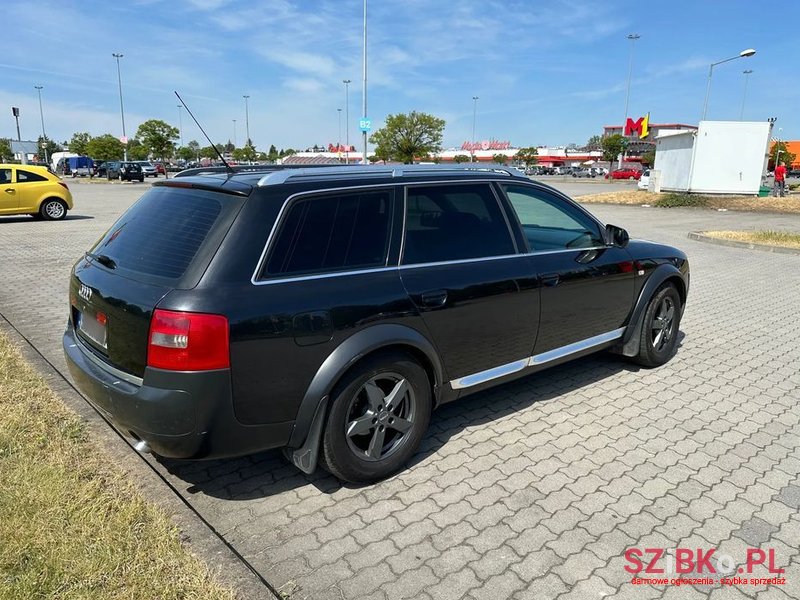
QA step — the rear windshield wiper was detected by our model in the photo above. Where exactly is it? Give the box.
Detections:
[85,251,117,270]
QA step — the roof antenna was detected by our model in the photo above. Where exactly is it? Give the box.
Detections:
[174,91,234,177]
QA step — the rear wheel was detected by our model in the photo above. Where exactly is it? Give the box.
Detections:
[321,351,432,483]
[39,198,67,221]
[632,283,682,367]
[628,175,635,180]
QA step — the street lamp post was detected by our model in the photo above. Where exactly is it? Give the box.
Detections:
[343,79,351,164]
[112,53,128,160]
[242,95,250,146]
[740,70,753,121]
[361,0,368,164]
[34,85,48,165]
[232,119,237,148]
[177,105,183,148]
[621,33,640,168]
[471,96,479,163]
[702,48,756,121]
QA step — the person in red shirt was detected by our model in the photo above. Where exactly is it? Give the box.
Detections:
[774,162,787,197]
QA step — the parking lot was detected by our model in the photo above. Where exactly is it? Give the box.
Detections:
[1,181,799,600]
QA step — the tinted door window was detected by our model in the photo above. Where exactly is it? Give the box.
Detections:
[502,184,603,251]
[402,183,515,265]
[17,169,48,183]
[263,189,393,278]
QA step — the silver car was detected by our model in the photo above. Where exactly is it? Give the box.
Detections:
[134,161,158,178]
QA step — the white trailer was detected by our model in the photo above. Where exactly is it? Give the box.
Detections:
[654,121,771,195]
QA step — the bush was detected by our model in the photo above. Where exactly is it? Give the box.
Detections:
[654,193,709,208]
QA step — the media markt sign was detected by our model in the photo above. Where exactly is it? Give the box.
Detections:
[625,113,650,139]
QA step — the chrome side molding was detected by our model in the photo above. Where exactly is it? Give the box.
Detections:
[449,327,626,390]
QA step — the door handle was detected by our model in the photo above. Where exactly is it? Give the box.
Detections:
[540,273,560,287]
[4,188,14,193]
[421,289,448,307]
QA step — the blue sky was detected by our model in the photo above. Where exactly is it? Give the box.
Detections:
[3,0,797,152]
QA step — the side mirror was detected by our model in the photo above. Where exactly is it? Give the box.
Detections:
[605,224,629,247]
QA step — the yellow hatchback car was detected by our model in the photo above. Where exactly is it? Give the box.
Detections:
[0,164,74,220]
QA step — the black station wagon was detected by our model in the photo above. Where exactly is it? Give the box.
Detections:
[63,165,689,482]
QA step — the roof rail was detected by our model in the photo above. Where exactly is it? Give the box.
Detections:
[256,164,524,186]
[173,163,350,178]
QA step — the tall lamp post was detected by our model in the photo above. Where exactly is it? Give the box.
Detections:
[176,104,184,148]
[471,96,479,163]
[232,119,237,148]
[112,53,127,160]
[34,85,48,164]
[620,33,640,168]
[242,95,250,146]
[740,70,753,121]
[337,108,342,151]
[702,48,756,121]
[343,79,351,164]
[360,0,368,164]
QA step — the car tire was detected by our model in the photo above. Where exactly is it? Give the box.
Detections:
[632,283,682,368]
[321,351,432,483]
[139,177,144,182]
[39,198,67,221]
[628,176,635,180]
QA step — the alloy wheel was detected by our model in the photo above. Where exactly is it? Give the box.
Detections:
[345,373,416,462]
[44,201,65,219]
[651,296,675,351]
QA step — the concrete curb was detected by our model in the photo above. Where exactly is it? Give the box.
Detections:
[0,315,278,600]
[688,231,800,256]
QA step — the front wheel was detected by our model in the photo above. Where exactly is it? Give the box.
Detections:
[39,198,67,221]
[628,176,635,180]
[321,351,432,483]
[632,283,682,367]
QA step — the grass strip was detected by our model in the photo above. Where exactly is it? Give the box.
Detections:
[0,332,235,600]
[703,230,800,250]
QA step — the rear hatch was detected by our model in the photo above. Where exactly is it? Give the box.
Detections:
[69,184,247,378]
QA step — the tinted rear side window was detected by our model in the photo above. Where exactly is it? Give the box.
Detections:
[17,169,48,183]
[91,186,243,285]
[402,183,515,265]
[262,189,393,278]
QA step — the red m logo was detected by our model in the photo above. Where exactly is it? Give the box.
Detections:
[624,114,650,139]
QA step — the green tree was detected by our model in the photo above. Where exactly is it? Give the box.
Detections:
[267,144,279,161]
[36,136,62,161]
[127,138,150,160]
[85,134,125,160]
[453,154,471,164]
[176,146,195,161]
[187,140,200,159]
[640,149,656,167]
[68,132,92,155]
[224,140,235,153]
[0,138,12,161]
[585,135,602,151]
[369,111,446,164]
[515,147,539,167]
[770,141,796,170]
[492,153,508,165]
[601,134,626,165]
[135,119,179,160]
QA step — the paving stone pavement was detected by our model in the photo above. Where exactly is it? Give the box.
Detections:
[1,182,799,600]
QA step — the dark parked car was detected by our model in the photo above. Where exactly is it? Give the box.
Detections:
[105,161,144,182]
[93,160,106,177]
[63,165,689,483]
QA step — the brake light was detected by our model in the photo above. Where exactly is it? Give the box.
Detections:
[147,309,229,371]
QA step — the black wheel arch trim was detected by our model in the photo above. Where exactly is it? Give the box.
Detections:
[618,263,687,357]
[285,323,445,472]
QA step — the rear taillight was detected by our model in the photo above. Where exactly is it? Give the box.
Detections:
[147,309,229,371]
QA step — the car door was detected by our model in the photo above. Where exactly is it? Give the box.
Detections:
[398,181,540,390]
[0,167,17,213]
[499,183,635,356]
[15,168,51,212]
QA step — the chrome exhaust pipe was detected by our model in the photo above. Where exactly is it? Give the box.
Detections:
[133,439,151,454]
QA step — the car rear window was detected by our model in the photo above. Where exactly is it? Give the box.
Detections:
[90,186,244,285]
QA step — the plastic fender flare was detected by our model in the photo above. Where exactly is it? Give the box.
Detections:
[618,264,684,357]
[285,324,444,473]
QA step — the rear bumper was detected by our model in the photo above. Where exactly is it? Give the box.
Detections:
[62,321,293,459]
